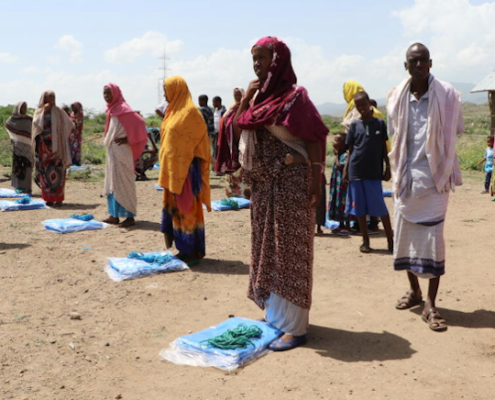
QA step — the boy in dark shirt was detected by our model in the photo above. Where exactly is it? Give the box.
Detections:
[343,91,393,253]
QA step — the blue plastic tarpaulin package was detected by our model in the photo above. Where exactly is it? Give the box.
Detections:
[207,197,251,211]
[160,317,283,371]
[155,184,164,191]
[152,162,160,170]
[383,189,393,197]
[0,188,26,198]
[105,251,189,282]
[0,199,48,211]
[324,220,340,230]
[42,218,108,234]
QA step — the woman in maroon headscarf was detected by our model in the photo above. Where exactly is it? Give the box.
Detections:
[234,37,328,351]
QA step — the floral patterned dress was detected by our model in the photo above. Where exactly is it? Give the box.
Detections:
[34,112,66,202]
[328,152,354,222]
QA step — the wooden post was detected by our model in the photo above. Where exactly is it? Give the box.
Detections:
[490,91,495,134]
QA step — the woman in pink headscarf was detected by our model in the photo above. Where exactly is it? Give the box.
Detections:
[234,37,328,351]
[102,83,147,228]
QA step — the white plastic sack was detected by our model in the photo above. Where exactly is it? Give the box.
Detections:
[105,251,188,282]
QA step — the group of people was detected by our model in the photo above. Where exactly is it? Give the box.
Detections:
[5,98,84,199]
[3,36,476,350]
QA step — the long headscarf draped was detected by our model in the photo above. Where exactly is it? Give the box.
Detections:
[343,80,385,120]
[32,90,74,168]
[5,101,33,160]
[237,36,328,160]
[104,83,147,161]
[158,76,211,208]
[214,87,245,173]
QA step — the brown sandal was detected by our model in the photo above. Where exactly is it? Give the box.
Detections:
[422,308,447,331]
[396,290,423,310]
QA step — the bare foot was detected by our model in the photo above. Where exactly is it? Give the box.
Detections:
[102,216,120,224]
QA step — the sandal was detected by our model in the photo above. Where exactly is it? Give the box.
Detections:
[422,308,447,331]
[118,218,136,228]
[102,216,120,225]
[396,290,422,310]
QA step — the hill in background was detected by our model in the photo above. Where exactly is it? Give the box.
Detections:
[317,82,488,117]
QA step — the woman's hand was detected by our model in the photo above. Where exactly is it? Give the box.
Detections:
[43,103,52,113]
[245,80,261,102]
[115,137,128,145]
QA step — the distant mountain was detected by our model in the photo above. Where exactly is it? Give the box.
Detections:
[316,102,347,117]
[451,82,487,104]
[317,82,487,117]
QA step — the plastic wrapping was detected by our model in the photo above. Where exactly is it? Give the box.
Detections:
[208,197,251,211]
[105,251,188,282]
[152,162,160,170]
[324,220,340,230]
[383,189,393,197]
[42,218,108,234]
[0,188,25,198]
[0,199,48,211]
[155,184,164,191]
[160,317,282,371]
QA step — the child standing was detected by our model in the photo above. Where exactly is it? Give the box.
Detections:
[478,134,494,194]
[328,133,353,235]
[343,91,393,253]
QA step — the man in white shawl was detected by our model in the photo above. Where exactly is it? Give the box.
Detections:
[387,43,463,332]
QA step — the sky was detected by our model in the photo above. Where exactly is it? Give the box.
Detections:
[1,0,494,115]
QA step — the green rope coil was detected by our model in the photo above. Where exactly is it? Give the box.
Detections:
[220,198,240,210]
[200,323,263,350]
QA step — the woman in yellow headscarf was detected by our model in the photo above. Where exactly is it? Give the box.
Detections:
[342,80,385,130]
[159,76,211,265]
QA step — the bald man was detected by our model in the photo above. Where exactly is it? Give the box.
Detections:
[387,43,464,331]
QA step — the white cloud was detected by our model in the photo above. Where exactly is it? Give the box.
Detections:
[0,52,18,63]
[21,66,40,74]
[105,31,183,63]
[393,0,495,83]
[56,35,83,63]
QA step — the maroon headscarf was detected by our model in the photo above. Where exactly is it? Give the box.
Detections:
[104,83,148,161]
[237,37,328,160]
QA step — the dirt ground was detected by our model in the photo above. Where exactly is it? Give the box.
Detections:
[0,167,493,400]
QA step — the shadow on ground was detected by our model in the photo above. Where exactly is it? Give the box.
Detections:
[58,203,101,211]
[307,324,416,362]
[409,307,495,329]
[0,243,31,251]
[191,258,249,275]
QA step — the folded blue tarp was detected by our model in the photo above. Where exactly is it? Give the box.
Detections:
[208,197,251,211]
[155,184,164,191]
[42,218,107,234]
[325,220,340,230]
[0,188,25,198]
[105,251,188,282]
[0,199,47,211]
[383,189,393,197]
[160,317,282,371]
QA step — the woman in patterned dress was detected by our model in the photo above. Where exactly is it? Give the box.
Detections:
[69,102,84,166]
[5,102,33,193]
[235,37,328,351]
[158,76,211,265]
[32,90,74,206]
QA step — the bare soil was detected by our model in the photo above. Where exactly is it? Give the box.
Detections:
[0,167,493,400]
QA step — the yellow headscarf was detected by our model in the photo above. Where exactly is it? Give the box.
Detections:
[158,76,211,208]
[342,80,385,120]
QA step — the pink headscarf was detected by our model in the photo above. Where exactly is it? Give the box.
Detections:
[104,83,147,161]
[237,37,328,161]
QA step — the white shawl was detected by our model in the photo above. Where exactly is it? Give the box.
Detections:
[32,90,74,168]
[387,75,464,200]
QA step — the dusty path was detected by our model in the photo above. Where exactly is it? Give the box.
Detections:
[0,167,493,400]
